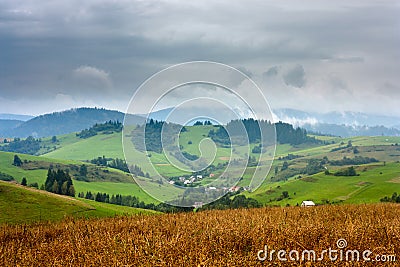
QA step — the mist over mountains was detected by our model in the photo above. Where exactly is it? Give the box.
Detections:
[272,109,400,137]
[0,107,399,138]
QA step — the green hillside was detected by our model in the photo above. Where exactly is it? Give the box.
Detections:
[246,162,400,205]
[9,125,400,208]
[42,132,124,160]
[0,181,159,224]
[0,151,157,204]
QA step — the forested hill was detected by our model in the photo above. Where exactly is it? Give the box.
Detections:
[208,119,319,145]
[0,108,142,138]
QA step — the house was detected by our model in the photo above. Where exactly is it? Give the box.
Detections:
[301,200,315,207]
[229,186,241,192]
[196,175,203,179]
[209,173,215,178]
[193,202,203,209]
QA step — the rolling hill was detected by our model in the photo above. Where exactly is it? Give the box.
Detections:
[0,119,23,132]
[36,124,400,206]
[1,118,400,221]
[0,107,142,138]
[0,151,157,204]
[0,181,159,224]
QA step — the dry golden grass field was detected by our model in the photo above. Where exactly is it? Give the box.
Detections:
[1,204,399,266]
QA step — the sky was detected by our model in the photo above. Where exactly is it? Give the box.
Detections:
[0,0,399,117]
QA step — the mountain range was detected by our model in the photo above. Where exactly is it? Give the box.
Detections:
[0,107,399,138]
[272,109,400,137]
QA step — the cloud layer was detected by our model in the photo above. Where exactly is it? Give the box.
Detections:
[0,0,399,117]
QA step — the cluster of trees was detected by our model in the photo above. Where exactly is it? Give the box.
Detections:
[329,156,378,166]
[19,177,39,188]
[78,191,191,213]
[90,156,149,176]
[0,136,41,155]
[130,164,150,177]
[380,192,400,203]
[303,159,326,175]
[332,166,358,177]
[77,120,122,139]
[252,144,262,153]
[0,171,14,181]
[247,155,258,167]
[193,120,213,126]
[330,140,354,152]
[172,151,199,163]
[208,126,230,146]
[275,122,317,145]
[90,156,129,172]
[277,153,302,161]
[198,194,261,210]
[271,158,325,182]
[44,168,75,197]
[141,119,186,153]
[270,191,290,202]
[208,119,319,147]
[13,155,23,166]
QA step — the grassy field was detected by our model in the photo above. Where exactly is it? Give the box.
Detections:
[43,132,124,160]
[247,162,400,206]
[0,151,157,204]
[0,203,398,266]
[34,131,400,206]
[0,181,158,224]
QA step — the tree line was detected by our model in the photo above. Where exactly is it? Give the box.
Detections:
[77,120,122,139]
[209,119,319,146]
[77,191,191,213]
[89,156,150,177]
[0,136,41,155]
[44,168,75,197]
[380,192,400,203]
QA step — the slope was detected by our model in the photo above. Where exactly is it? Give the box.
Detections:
[0,181,158,224]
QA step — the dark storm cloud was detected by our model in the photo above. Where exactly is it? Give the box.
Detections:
[263,66,279,78]
[283,65,306,88]
[0,0,399,116]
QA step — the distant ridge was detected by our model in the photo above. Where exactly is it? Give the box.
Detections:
[0,119,23,132]
[0,113,34,121]
[0,107,141,138]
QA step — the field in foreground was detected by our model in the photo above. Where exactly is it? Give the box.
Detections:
[1,203,399,266]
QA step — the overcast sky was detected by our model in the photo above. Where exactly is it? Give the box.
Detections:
[0,0,399,117]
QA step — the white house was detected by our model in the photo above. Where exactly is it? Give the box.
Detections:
[301,200,315,207]
[193,202,203,209]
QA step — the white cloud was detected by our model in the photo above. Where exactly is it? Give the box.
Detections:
[72,65,112,90]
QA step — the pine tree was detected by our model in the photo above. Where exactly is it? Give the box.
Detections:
[61,181,68,195]
[21,177,27,186]
[51,181,59,194]
[68,185,75,197]
[13,155,23,166]
[45,168,55,192]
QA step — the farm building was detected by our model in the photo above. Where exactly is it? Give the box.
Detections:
[301,201,315,207]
